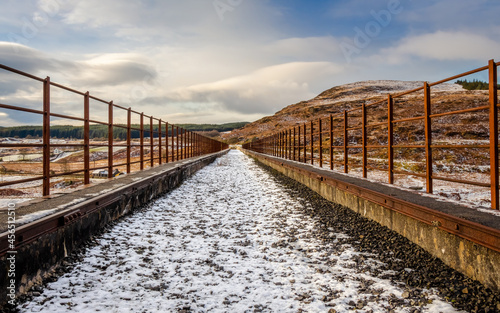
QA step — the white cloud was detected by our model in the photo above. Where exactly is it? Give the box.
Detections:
[167,61,345,114]
[376,31,500,63]
[262,37,343,61]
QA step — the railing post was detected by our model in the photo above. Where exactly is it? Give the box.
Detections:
[83,92,90,185]
[194,133,197,156]
[183,128,187,159]
[293,127,296,161]
[140,113,144,170]
[127,108,131,174]
[190,131,194,157]
[273,134,276,156]
[424,82,433,193]
[286,131,289,158]
[330,114,333,170]
[180,128,183,159]
[287,129,291,159]
[159,119,162,165]
[273,134,278,157]
[283,130,287,159]
[489,59,499,210]
[278,132,281,158]
[150,116,154,167]
[176,126,179,161]
[344,110,348,173]
[319,118,323,168]
[310,120,314,165]
[388,95,394,184]
[298,125,301,162]
[282,131,285,158]
[277,133,279,157]
[283,131,286,158]
[303,123,306,163]
[165,122,169,163]
[108,101,113,178]
[42,77,51,196]
[187,131,190,158]
[171,124,175,161]
[362,103,367,178]
[193,132,196,156]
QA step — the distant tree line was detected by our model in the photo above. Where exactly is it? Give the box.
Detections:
[455,79,498,90]
[0,122,248,140]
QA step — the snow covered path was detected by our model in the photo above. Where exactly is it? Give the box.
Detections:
[20,150,459,313]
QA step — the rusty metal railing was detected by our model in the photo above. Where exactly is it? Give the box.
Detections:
[243,59,499,210]
[0,64,228,196]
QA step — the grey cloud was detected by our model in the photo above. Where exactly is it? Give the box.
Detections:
[71,61,158,87]
[0,42,76,76]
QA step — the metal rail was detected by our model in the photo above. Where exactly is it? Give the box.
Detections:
[0,64,228,196]
[243,59,499,210]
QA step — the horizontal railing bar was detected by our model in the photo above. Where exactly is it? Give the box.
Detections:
[366,145,387,149]
[0,176,43,187]
[0,143,44,148]
[50,144,84,147]
[393,145,426,148]
[50,82,86,96]
[365,99,386,108]
[0,64,44,81]
[88,95,110,104]
[50,112,85,122]
[429,105,489,118]
[432,175,490,187]
[0,103,43,115]
[366,165,388,172]
[346,107,362,114]
[393,169,426,178]
[392,86,424,98]
[51,169,85,178]
[429,65,489,87]
[392,116,425,124]
[113,104,128,110]
[88,119,109,126]
[431,144,489,149]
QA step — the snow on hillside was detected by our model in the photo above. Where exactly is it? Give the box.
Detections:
[315,80,464,105]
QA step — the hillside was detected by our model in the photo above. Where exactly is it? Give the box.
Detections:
[222,80,487,143]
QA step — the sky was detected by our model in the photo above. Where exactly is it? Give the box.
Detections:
[0,0,499,126]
